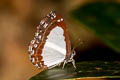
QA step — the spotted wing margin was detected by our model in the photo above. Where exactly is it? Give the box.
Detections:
[28,11,56,69]
[28,11,71,69]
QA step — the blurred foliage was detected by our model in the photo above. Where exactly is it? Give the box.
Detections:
[71,2,120,53]
[30,2,120,80]
[1,0,120,80]
[30,61,120,80]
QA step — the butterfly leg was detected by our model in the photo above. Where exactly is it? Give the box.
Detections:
[71,58,76,69]
[68,51,76,69]
[62,60,67,69]
[62,50,76,69]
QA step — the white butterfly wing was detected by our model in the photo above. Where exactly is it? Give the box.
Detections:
[42,26,66,67]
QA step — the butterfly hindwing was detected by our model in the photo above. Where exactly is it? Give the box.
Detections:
[42,26,66,67]
[28,11,72,69]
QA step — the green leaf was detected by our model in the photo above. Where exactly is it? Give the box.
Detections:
[71,2,120,53]
[30,61,120,80]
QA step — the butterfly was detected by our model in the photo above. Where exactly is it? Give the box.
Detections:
[28,11,76,70]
